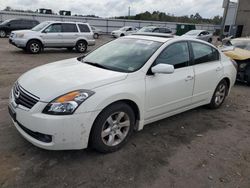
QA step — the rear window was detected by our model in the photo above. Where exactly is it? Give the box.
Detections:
[62,23,78,32]
[78,24,90,32]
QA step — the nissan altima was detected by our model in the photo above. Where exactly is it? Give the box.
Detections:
[8,35,237,153]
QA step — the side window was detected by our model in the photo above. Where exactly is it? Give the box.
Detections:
[153,28,159,33]
[159,28,166,33]
[78,24,90,32]
[155,42,190,69]
[44,24,62,33]
[62,23,78,32]
[191,42,219,64]
[9,20,19,26]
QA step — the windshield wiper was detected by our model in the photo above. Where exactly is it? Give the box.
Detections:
[82,61,111,70]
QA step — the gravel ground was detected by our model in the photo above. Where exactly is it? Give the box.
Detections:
[0,36,250,188]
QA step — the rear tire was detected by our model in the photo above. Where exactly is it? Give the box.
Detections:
[26,40,42,54]
[208,80,228,109]
[0,30,6,38]
[120,33,125,37]
[90,102,135,153]
[75,40,87,53]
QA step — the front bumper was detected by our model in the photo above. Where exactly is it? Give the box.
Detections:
[8,89,100,150]
[9,37,27,48]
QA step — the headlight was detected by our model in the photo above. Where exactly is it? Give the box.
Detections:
[43,90,95,115]
[16,33,24,38]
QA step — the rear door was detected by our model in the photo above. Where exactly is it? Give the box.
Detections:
[41,23,63,47]
[61,23,79,46]
[190,42,223,104]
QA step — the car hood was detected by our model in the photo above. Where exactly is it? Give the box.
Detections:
[181,35,197,38]
[11,30,37,35]
[112,30,122,33]
[18,58,128,102]
[223,47,250,61]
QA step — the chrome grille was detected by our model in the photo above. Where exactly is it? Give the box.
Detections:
[13,82,39,109]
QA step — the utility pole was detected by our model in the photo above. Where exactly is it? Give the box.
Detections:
[220,0,230,40]
[128,6,131,18]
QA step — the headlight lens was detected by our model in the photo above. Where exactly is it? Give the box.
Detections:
[43,90,95,115]
[16,33,24,38]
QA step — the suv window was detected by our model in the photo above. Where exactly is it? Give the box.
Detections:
[9,20,20,26]
[159,28,166,33]
[44,23,62,33]
[62,23,78,32]
[155,42,190,69]
[78,24,90,32]
[191,42,219,64]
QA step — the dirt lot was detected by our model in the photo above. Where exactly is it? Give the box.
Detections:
[0,36,250,188]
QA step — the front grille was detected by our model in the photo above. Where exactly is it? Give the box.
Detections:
[13,82,39,109]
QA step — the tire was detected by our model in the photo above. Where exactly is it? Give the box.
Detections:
[93,33,99,39]
[0,30,6,38]
[208,38,212,43]
[120,33,125,37]
[75,40,87,53]
[26,40,42,54]
[90,102,135,153]
[208,80,228,109]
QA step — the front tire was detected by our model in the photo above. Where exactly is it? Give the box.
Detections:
[208,80,228,109]
[26,40,42,54]
[75,40,87,53]
[90,102,135,153]
[120,33,125,37]
[0,30,6,38]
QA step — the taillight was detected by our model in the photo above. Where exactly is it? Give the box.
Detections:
[230,59,238,71]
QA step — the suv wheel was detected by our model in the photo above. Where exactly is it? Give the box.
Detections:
[93,33,99,39]
[90,102,135,153]
[27,40,42,54]
[208,80,228,109]
[76,41,87,53]
[120,33,125,37]
[0,30,6,38]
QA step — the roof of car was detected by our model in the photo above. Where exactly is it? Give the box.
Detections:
[43,21,88,24]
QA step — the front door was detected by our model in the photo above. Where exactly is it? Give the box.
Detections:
[145,42,194,122]
[41,23,63,47]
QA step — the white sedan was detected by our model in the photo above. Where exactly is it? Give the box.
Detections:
[8,35,237,153]
[111,26,137,38]
[181,30,213,43]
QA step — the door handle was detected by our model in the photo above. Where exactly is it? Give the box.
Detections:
[216,67,223,72]
[185,75,194,81]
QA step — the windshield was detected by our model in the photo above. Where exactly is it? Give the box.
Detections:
[231,40,250,51]
[31,22,50,31]
[138,27,155,32]
[81,38,162,73]
[0,19,11,25]
[185,30,200,36]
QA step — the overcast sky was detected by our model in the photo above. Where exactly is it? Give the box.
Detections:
[0,0,229,18]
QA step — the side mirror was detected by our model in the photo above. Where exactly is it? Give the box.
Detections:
[151,64,174,74]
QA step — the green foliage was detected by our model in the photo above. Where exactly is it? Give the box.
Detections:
[115,11,222,25]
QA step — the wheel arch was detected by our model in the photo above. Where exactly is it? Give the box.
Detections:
[26,38,43,48]
[75,38,88,46]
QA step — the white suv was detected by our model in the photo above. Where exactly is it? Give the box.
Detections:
[9,21,95,54]
[8,35,237,153]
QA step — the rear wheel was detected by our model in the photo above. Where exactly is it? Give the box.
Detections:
[0,30,6,38]
[75,40,87,53]
[26,40,42,54]
[208,80,228,109]
[120,33,125,37]
[90,102,135,153]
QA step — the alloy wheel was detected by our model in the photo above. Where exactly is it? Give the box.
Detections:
[214,84,226,106]
[101,111,130,146]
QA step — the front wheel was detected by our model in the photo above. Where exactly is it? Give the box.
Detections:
[26,40,42,54]
[208,80,228,109]
[90,102,135,153]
